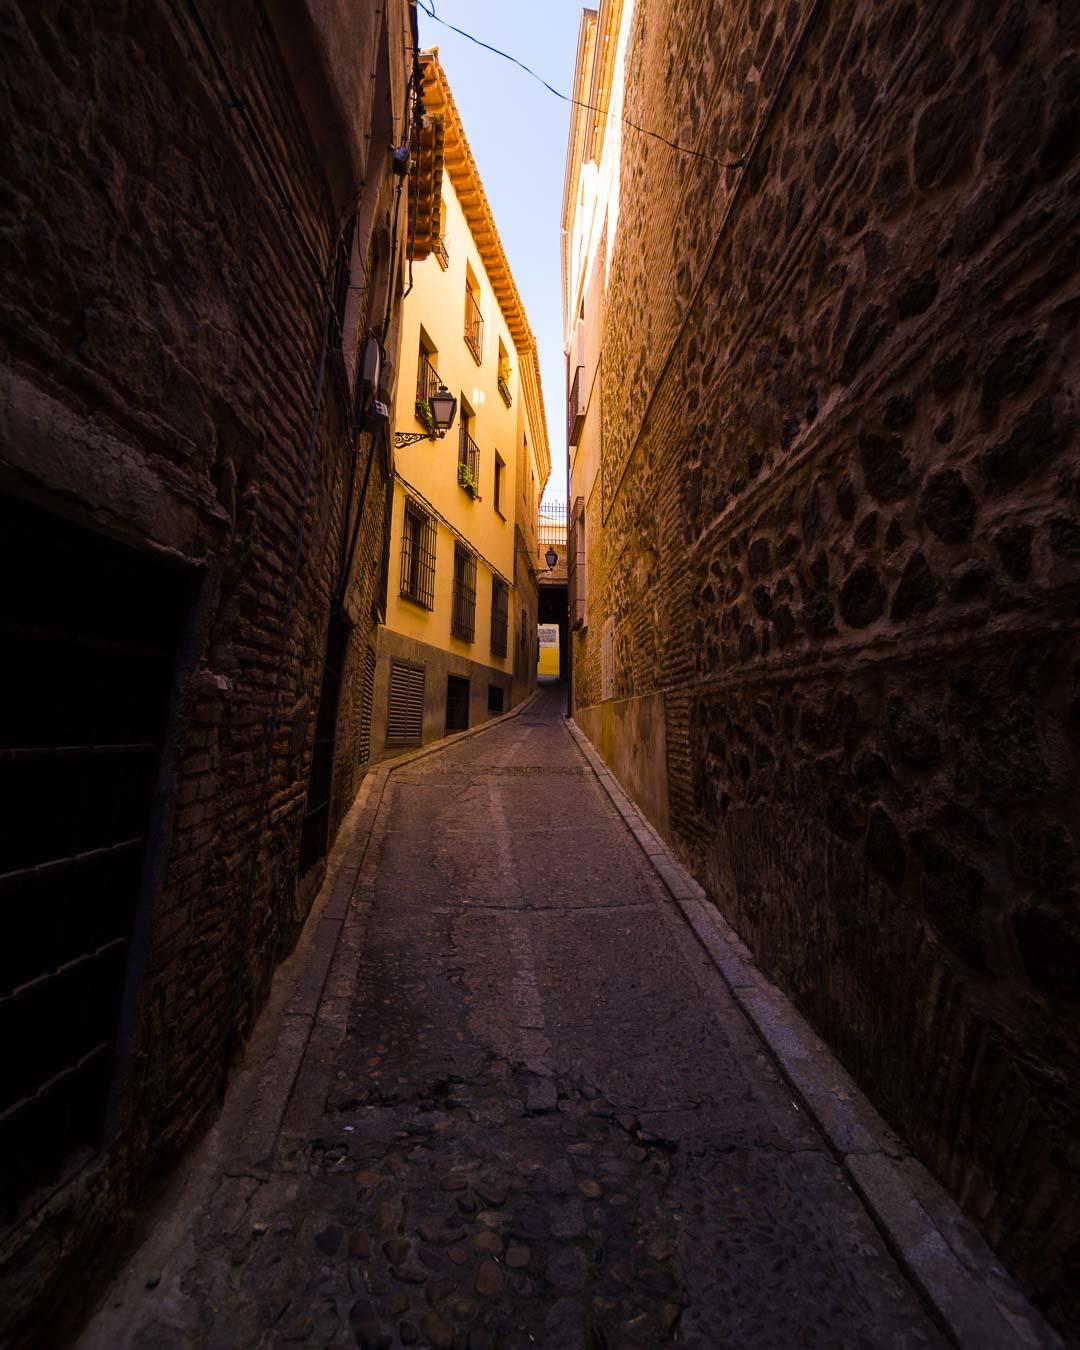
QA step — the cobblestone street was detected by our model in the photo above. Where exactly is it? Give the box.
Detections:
[81,686,948,1349]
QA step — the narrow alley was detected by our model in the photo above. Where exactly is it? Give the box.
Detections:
[80,685,948,1350]
[4,1,1078,1344]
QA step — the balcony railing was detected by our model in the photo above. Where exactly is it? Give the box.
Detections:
[465,289,484,364]
[497,371,512,407]
[434,235,449,270]
[568,364,585,446]
[458,424,480,498]
[416,350,441,405]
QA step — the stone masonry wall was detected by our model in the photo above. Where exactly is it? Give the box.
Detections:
[0,1,407,1341]
[579,0,1080,1331]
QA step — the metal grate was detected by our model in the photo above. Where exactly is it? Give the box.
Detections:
[434,235,449,270]
[488,684,505,714]
[358,646,376,769]
[400,498,436,608]
[490,578,508,657]
[464,288,484,364]
[451,544,477,642]
[386,661,425,746]
[539,501,567,549]
[0,493,189,1222]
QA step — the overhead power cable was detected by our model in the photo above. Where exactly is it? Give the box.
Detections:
[415,0,745,169]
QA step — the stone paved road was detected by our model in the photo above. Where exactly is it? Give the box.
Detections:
[82,683,946,1349]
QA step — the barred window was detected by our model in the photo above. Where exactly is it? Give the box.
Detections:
[451,543,477,642]
[400,499,436,608]
[490,578,508,657]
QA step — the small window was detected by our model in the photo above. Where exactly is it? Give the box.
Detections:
[464,263,483,364]
[490,578,508,657]
[400,498,436,608]
[493,453,505,516]
[446,675,470,732]
[451,544,477,642]
[488,684,505,714]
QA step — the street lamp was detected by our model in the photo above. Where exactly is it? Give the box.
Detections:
[394,383,458,448]
[544,546,558,570]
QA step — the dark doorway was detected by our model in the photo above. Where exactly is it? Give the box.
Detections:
[0,493,191,1223]
[298,612,349,880]
[538,583,569,681]
[446,675,470,732]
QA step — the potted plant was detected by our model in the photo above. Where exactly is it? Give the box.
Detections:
[415,397,435,435]
[457,461,479,497]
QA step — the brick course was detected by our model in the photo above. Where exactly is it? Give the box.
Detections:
[573,0,1080,1332]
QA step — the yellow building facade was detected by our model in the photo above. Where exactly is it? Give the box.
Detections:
[372,53,550,754]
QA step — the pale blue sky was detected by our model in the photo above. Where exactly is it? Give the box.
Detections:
[418,0,585,505]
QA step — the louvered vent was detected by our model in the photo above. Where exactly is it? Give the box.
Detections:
[358,646,376,768]
[386,660,425,747]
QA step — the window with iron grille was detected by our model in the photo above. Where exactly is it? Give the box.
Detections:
[464,274,484,364]
[0,493,191,1219]
[387,660,425,746]
[451,544,477,642]
[490,578,508,657]
[400,498,436,608]
[488,684,505,714]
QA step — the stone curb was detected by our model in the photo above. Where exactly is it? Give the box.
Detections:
[562,716,1062,1350]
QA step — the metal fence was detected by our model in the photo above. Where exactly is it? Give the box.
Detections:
[538,501,567,548]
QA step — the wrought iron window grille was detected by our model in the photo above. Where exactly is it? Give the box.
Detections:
[400,499,437,609]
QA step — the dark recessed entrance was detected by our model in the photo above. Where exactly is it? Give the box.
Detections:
[445,675,470,732]
[0,493,191,1224]
[298,612,349,881]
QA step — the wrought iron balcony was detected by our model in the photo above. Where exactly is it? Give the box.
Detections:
[415,350,441,406]
[458,424,480,498]
[498,371,512,407]
[464,289,484,364]
[434,235,449,270]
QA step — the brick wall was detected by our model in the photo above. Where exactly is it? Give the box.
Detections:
[0,1,410,1341]
[576,0,1080,1331]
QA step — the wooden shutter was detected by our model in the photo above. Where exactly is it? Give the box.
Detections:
[387,660,425,746]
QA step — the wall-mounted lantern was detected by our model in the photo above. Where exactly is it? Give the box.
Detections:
[395,383,458,448]
[544,547,558,570]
